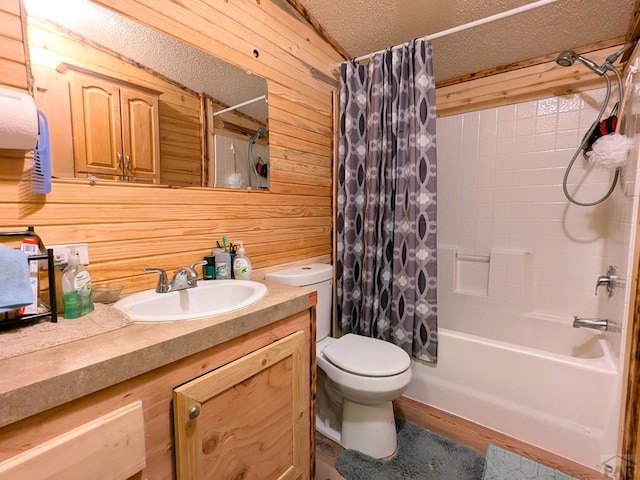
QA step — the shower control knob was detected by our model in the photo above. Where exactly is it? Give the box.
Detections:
[595,265,617,297]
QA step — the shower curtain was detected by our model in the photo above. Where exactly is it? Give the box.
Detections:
[336,38,438,362]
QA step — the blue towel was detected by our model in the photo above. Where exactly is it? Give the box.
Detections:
[0,245,33,313]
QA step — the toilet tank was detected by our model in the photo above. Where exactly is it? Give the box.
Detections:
[265,264,333,341]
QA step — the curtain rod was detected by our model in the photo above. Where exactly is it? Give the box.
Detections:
[331,0,561,75]
[213,95,267,116]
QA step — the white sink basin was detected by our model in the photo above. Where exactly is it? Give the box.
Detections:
[114,280,268,322]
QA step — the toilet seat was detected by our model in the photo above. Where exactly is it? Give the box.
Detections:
[323,334,411,377]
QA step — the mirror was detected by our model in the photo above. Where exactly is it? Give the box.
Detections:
[24,0,270,190]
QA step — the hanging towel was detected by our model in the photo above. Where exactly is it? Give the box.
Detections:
[0,245,33,313]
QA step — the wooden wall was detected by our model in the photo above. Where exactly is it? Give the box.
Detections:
[0,0,625,298]
[0,0,338,295]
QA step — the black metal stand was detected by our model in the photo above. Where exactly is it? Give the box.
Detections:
[0,226,57,328]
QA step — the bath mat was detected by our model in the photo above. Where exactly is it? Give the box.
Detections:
[483,444,577,480]
[335,417,485,479]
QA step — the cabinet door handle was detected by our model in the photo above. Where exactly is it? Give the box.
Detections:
[125,153,131,171]
[188,405,201,419]
[117,152,123,169]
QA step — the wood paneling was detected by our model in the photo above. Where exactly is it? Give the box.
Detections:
[0,1,27,90]
[0,0,341,295]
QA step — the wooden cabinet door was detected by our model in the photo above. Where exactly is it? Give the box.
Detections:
[120,86,160,183]
[173,331,306,480]
[0,402,145,480]
[68,72,123,179]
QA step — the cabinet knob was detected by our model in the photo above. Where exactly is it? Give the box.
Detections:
[188,405,201,419]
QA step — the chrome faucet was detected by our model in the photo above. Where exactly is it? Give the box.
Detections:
[145,261,206,293]
[572,316,609,331]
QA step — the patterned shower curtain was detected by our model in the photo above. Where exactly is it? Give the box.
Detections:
[336,38,438,362]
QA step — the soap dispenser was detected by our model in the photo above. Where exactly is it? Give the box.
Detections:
[62,248,94,318]
[233,241,252,280]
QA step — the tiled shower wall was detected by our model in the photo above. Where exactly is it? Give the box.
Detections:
[436,86,639,368]
[212,134,269,189]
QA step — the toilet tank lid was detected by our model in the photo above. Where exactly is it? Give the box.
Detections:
[324,334,411,377]
[265,263,333,286]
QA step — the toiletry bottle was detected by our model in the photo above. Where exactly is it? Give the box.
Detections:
[213,248,231,280]
[203,255,215,280]
[233,241,252,280]
[20,237,40,314]
[62,249,94,319]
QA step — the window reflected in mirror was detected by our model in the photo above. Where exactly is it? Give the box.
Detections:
[24,0,270,190]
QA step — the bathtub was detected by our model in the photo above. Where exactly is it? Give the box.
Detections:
[404,313,618,470]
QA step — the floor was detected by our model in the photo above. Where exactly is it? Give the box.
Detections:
[313,431,579,480]
[315,431,345,480]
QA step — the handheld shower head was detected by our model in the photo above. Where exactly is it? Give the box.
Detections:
[556,50,577,67]
[249,127,268,144]
[555,50,606,76]
[251,127,269,143]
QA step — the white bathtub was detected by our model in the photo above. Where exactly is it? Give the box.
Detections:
[404,313,618,470]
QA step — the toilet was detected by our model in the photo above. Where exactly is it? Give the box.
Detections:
[265,263,412,459]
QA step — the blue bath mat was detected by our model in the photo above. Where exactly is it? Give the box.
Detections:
[483,444,577,480]
[335,417,485,479]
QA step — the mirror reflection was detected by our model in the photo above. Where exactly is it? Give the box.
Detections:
[24,0,270,190]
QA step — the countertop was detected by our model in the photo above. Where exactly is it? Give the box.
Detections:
[0,280,315,428]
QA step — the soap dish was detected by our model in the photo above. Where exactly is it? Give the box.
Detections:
[93,284,124,304]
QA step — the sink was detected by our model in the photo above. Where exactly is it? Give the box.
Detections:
[113,280,268,322]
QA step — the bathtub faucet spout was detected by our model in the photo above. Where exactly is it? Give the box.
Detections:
[572,316,608,331]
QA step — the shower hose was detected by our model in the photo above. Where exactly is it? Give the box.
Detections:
[562,65,624,207]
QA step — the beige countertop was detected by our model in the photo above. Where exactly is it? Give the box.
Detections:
[0,280,314,428]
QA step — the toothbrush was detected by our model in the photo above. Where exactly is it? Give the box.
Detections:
[222,236,229,253]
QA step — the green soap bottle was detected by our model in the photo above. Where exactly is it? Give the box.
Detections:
[62,249,95,319]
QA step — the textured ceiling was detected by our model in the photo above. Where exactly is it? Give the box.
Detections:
[298,0,637,82]
[24,0,638,111]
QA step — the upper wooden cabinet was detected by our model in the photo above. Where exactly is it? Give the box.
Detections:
[67,69,161,183]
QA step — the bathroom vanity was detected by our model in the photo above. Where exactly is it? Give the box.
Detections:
[0,281,316,479]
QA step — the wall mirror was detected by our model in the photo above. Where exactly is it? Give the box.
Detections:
[24,0,270,190]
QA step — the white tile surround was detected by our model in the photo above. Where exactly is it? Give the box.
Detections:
[212,134,269,189]
[436,84,640,370]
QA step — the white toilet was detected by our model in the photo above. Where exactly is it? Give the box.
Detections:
[265,263,412,459]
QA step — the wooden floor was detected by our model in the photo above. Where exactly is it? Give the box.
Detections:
[315,432,345,480]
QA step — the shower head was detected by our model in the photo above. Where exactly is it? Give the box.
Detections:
[555,50,606,76]
[555,50,577,67]
[249,128,268,143]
